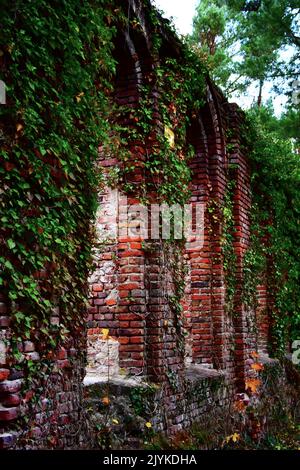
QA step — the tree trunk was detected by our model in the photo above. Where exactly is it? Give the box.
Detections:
[257,79,263,107]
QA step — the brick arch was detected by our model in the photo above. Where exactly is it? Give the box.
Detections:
[113,22,152,106]
[88,23,155,375]
[225,103,255,389]
[184,82,230,370]
[113,31,141,106]
[206,80,227,162]
[115,26,155,375]
[185,113,213,367]
[199,85,228,370]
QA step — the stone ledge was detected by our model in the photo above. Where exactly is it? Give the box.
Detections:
[84,373,148,389]
[83,365,230,444]
[84,365,225,390]
[185,365,226,382]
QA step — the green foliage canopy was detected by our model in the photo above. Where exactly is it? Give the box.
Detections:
[245,106,300,350]
[191,0,300,103]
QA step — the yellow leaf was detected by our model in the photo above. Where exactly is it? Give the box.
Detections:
[16,123,23,132]
[234,400,246,412]
[164,126,175,149]
[251,362,264,371]
[101,328,110,340]
[226,433,240,443]
[112,419,119,424]
[145,422,152,428]
[102,396,110,406]
[245,378,261,393]
[76,92,84,103]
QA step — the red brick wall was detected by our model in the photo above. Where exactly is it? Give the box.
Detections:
[88,10,271,399]
[0,0,272,448]
[0,288,87,449]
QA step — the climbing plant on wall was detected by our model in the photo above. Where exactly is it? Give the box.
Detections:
[243,107,300,353]
[110,1,206,205]
[0,0,117,363]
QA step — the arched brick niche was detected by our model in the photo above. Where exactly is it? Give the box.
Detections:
[198,83,228,371]
[88,21,154,376]
[256,284,269,352]
[183,82,241,375]
[185,113,213,368]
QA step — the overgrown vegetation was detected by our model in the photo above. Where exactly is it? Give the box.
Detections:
[190,0,299,107]
[1,0,299,450]
[85,356,300,450]
[190,0,300,353]
[111,6,206,205]
[0,0,116,369]
[244,106,300,352]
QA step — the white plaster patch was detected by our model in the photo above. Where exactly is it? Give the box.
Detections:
[0,331,7,365]
[86,336,119,377]
[95,188,118,240]
[89,262,116,284]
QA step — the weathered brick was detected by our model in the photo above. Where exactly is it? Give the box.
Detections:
[1,393,21,407]
[0,432,17,449]
[0,368,9,382]
[55,348,67,360]
[0,379,22,394]
[0,405,19,421]
[23,341,35,353]
[0,316,10,327]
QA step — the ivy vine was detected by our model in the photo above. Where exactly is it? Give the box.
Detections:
[0,0,117,375]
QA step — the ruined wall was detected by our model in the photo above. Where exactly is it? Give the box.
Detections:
[86,0,272,436]
[0,0,273,449]
[0,248,88,450]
